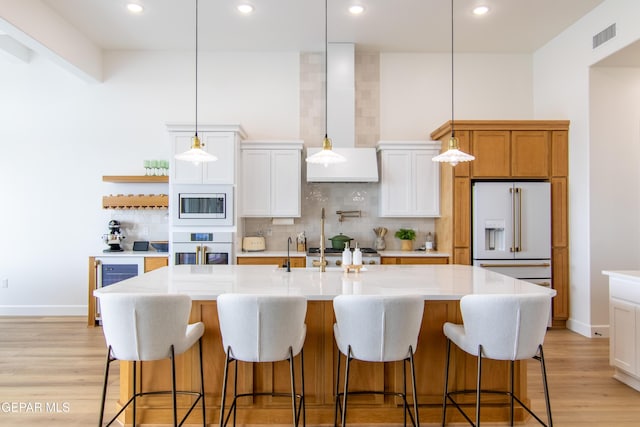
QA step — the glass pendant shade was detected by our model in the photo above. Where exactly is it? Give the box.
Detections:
[304,0,347,167]
[175,0,216,165]
[174,135,218,164]
[433,0,474,167]
[432,135,474,167]
[305,135,347,167]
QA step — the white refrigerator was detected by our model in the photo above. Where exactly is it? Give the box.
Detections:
[472,181,552,287]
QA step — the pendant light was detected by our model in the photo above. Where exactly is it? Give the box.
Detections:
[175,0,217,164]
[305,0,347,168]
[433,0,474,167]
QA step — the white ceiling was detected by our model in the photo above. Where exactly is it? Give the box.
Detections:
[37,0,605,54]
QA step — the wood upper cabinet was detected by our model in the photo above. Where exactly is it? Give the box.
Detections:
[471,130,550,178]
[471,131,511,177]
[511,131,550,177]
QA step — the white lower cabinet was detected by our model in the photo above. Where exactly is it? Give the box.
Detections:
[606,272,640,391]
[240,141,303,217]
[377,141,440,217]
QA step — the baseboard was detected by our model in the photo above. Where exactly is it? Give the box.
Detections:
[0,305,86,316]
[566,317,610,338]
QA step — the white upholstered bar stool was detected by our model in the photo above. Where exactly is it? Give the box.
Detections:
[217,294,307,427]
[333,294,425,427]
[442,293,553,427]
[97,293,206,427]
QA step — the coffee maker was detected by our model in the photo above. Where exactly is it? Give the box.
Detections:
[102,220,125,252]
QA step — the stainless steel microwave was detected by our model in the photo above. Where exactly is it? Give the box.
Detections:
[172,184,234,226]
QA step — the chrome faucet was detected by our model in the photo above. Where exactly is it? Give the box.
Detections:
[286,236,292,272]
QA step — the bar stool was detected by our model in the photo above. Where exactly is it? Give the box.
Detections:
[333,294,424,427]
[442,293,553,427]
[97,293,206,427]
[217,294,307,427]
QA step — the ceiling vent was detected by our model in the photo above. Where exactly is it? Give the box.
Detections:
[593,23,616,49]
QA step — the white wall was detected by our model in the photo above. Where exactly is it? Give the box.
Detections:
[0,50,299,315]
[380,53,533,139]
[589,67,640,324]
[533,0,640,336]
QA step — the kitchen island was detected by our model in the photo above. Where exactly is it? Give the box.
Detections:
[95,264,555,425]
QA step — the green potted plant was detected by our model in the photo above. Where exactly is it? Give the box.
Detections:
[394,228,416,251]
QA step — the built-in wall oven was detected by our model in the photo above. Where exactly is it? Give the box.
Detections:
[172,231,233,265]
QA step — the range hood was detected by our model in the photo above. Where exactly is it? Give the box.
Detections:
[307,43,379,183]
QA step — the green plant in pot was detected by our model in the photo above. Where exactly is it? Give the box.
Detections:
[395,228,416,251]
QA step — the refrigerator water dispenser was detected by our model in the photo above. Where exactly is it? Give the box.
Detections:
[483,219,505,251]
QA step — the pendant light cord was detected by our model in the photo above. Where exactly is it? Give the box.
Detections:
[324,0,328,140]
[451,0,455,138]
[195,0,199,138]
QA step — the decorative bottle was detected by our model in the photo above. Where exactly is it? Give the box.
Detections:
[342,242,352,266]
[352,244,362,266]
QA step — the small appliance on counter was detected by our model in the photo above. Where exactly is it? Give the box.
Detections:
[102,220,125,252]
[242,236,266,252]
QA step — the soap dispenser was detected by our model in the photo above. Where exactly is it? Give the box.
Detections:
[342,242,352,266]
[352,243,362,266]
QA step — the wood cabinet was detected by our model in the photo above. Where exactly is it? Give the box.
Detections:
[431,120,570,326]
[471,129,550,178]
[240,141,303,217]
[381,256,449,265]
[167,124,246,185]
[377,141,440,217]
[236,256,306,268]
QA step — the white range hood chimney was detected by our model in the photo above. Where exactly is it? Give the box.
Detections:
[307,43,379,182]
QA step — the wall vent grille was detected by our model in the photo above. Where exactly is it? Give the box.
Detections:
[593,23,616,49]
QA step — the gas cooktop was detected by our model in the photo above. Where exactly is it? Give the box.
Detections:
[307,247,378,255]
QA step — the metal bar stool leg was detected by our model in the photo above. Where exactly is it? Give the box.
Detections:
[170,345,177,427]
[219,348,231,427]
[476,345,483,427]
[409,346,419,427]
[288,347,297,426]
[539,346,553,427]
[132,360,137,427]
[198,339,206,427]
[442,339,451,427]
[510,360,515,426]
[99,347,112,427]
[341,346,353,427]
[334,350,342,427]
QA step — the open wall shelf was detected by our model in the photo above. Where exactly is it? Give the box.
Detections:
[102,194,168,209]
[102,175,168,183]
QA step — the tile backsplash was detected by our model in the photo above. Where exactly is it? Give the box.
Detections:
[243,181,435,252]
[100,210,169,251]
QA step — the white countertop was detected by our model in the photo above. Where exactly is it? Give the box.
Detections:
[236,250,449,258]
[94,264,555,301]
[92,250,169,258]
[603,270,640,280]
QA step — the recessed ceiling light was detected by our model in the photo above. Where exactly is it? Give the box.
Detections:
[126,3,144,14]
[237,4,254,14]
[473,6,489,16]
[348,5,365,15]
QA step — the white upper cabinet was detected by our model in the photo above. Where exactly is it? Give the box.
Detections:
[240,141,303,217]
[168,124,246,185]
[377,141,440,217]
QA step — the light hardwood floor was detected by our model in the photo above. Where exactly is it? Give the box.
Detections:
[1,317,639,426]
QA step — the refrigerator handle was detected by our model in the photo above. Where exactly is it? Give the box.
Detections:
[196,245,202,265]
[510,188,516,252]
[516,187,522,252]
